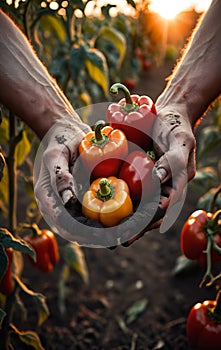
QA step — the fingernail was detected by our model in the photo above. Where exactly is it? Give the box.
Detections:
[155,168,167,182]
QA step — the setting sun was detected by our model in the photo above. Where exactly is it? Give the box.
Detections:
[149,0,191,20]
[149,0,212,20]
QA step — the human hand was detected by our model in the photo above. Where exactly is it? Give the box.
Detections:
[33,115,164,248]
[33,116,95,241]
[111,106,197,247]
[33,106,196,247]
[150,106,197,232]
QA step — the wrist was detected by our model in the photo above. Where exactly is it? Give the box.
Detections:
[26,108,90,140]
[156,84,206,129]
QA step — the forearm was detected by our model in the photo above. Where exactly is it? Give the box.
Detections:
[156,0,221,127]
[0,10,84,139]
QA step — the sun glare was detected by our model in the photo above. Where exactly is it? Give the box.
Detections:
[149,0,191,20]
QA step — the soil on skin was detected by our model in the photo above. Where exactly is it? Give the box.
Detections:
[19,61,219,350]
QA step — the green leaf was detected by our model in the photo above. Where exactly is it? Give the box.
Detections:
[58,265,70,315]
[15,291,28,323]
[13,251,24,277]
[97,26,126,67]
[15,130,31,167]
[126,0,136,9]
[39,14,66,43]
[101,4,116,18]
[172,255,198,276]
[0,246,8,282]
[70,0,86,11]
[0,228,35,261]
[0,308,6,329]
[15,276,49,326]
[11,324,44,350]
[190,167,218,193]
[125,298,148,324]
[69,45,86,81]
[0,164,8,205]
[0,116,9,144]
[197,187,221,212]
[0,152,5,182]
[198,125,221,158]
[85,48,109,97]
[64,242,89,284]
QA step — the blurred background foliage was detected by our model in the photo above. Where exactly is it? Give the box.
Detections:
[0,0,220,227]
[0,0,220,225]
[0,0,200,109]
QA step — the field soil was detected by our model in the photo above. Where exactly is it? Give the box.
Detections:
[20,61,219,350]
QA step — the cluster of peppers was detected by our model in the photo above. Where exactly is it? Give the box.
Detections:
[0,226,60,297]
[78,82,158,227]
[180,208,221,349]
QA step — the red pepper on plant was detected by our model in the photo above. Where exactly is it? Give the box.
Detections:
[78,120,128,179]
[23,225,59,273]
[119,150,157,202]
[181,209,221,266]
[106,83,157,151]
[123,78,137,91]
[187,289,221,350]
[0,248,14,296]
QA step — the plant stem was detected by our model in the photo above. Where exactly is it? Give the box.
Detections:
[0,284,18,350]
[209,186,221,212]
[0,112,19,348]
[8,112,17,233]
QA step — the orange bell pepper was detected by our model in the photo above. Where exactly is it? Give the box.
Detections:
[82,176,133,227]
[78,120,128,179]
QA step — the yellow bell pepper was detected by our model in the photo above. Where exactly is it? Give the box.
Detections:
[82,176,133,227]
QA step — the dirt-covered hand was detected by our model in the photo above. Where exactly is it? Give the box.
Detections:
[34,117,92,241]
[151,107,196,232]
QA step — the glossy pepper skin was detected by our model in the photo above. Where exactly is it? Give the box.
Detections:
[106,83,156,151]
[187,291,221,350]
[24,229,59,273]
[119,150,157,202]
[0,248,14,296]
[82,176,133,227]
[78,120,128,179]
[181,210,221,266]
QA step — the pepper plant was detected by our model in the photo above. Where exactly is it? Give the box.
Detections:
[0,106,90,349]
[173,100,221,349]
[1,0,154,120]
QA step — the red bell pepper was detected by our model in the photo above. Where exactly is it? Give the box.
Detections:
[106,83,156,151]
[119,150,157,202]
[181,209,221,266]
[0,248,14,296]
[24,227,59,273]
[78,120,128,179]
[187,290,221,350]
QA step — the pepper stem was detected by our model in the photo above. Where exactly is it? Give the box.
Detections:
[209,186,221,212]
[21,223,42,237]
[96,178,114,202]
[214,289,221,315]
[94,120,106,142]
[110,83,138,113]
[90,120,109,148]
[208,289,221,324]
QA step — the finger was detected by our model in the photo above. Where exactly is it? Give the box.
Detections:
[34,161,63,226]
[35,160,114,246]
[154,129,196,184]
